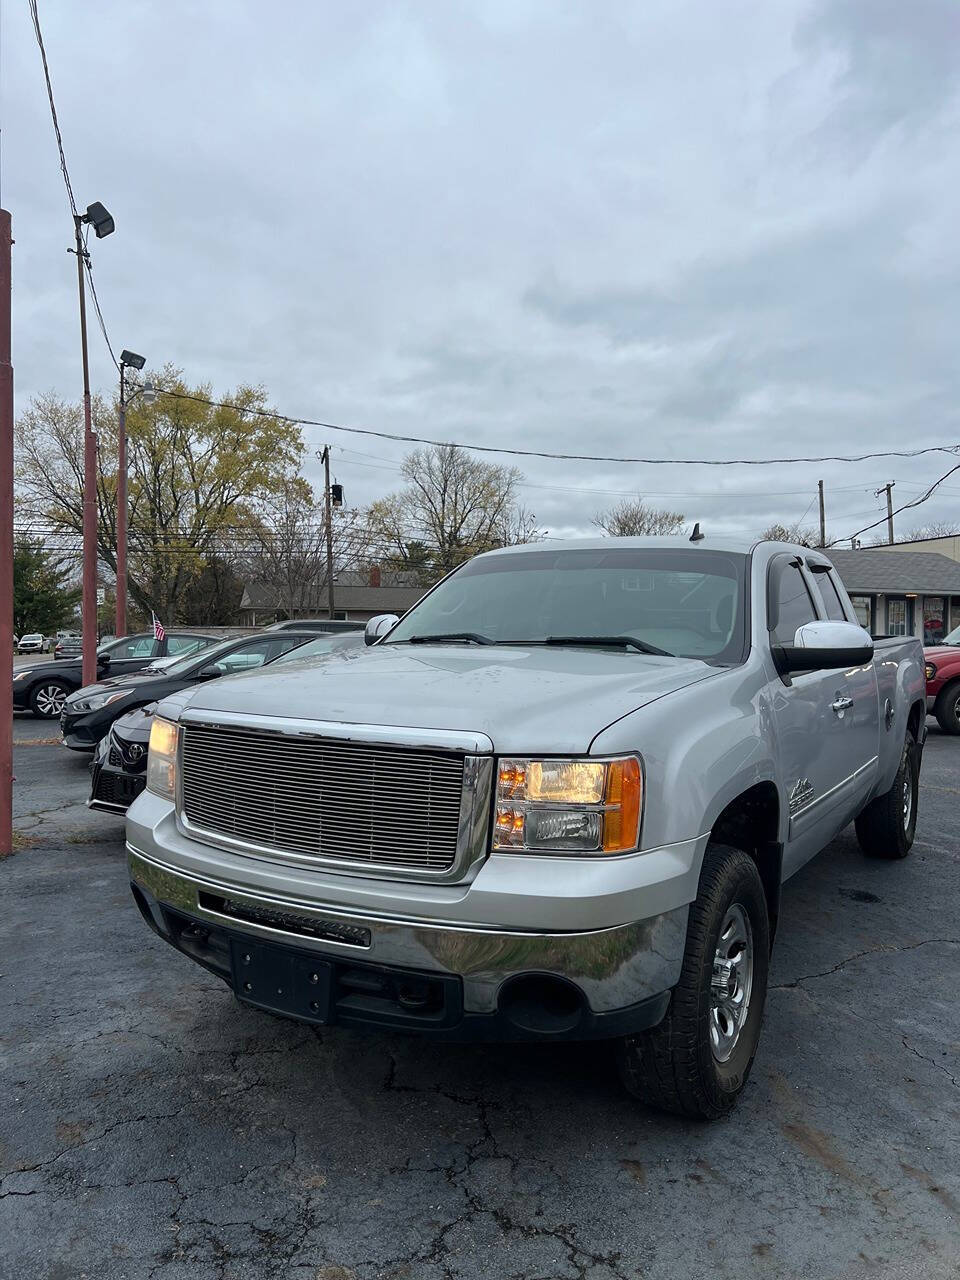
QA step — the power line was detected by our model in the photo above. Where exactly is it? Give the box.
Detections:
[154,387,960,469]
[828,461,960,546]
[28,0,119,370]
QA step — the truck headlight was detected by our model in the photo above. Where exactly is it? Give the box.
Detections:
[146,717,179,800]
[493,756,642,855]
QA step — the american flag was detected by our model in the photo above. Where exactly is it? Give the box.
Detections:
[152,612,165,642]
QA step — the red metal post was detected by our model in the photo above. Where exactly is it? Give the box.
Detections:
[75,216,98,687]
[0,210,14,857]
[116,364,127,638]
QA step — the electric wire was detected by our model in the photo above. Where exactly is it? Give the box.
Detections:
[28,0,119,370]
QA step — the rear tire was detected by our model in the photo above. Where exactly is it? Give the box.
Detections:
[934,682,960,736]
[29,678,71,719]
[617,843,770,1120]
[854,730,918,859]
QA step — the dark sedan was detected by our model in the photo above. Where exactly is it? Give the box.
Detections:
[63,629,321,752]
[13,630,221,719]
[88,630,365,811]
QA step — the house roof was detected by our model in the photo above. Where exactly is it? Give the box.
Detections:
[240,581,423,613]
[825,549,960,595]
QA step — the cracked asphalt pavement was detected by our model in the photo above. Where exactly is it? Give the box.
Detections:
[1,714,959,1279]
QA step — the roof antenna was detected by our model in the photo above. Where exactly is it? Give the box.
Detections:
[689,522,705,542]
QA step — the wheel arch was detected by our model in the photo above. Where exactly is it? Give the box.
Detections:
[708,781,783,942]
[907,697,926,744]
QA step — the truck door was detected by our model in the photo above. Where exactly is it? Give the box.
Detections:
[808,562,880,819]
[767,557,877,878]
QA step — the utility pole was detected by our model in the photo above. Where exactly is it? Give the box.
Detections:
[876,482,895,545]
[71,201,114,684]
[116,351,151,639]
[321,446,335,619]
[1,209,14,858]
[818,479,826,547]
[117,361,129,638]
[74,215,98,687]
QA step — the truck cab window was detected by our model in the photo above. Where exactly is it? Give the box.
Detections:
[771,565,818,646]
[820,575,848,622]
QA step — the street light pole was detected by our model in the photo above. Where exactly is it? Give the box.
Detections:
[116,351,149,639]
[1,209,14,859]
[118,361,128,638]
[74,215,98,688]
[72,201,114,686]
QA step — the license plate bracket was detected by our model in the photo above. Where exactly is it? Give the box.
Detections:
[230,938,333,1024]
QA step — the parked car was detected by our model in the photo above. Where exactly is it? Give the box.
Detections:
[17,633,45,654]
[54,635,83,660]
[924,621,960,734]
[13,630,222,720]
[90,631,364,813]
[127,537,926,1119]
[63,629,321,752]
[265,619,363,633]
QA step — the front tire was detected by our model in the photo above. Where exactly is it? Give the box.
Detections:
[855,730,918,859]
[618,843,770,1120]
[29,679,71,719]
[934,682,960,736]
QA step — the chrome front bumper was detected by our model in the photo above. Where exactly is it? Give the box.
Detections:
[128,845,688,1021]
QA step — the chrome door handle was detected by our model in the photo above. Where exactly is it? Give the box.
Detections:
[831,696,853,714]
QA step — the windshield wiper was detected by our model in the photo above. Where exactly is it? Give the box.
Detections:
[544,635,675,657]
[406,632,494,646]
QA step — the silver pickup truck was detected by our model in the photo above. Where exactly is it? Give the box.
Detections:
[127,537,926,1119]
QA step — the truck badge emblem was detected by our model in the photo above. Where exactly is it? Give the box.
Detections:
[789,778,814,814]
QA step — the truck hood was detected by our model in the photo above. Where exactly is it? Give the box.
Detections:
[924,645,960,661]
[171,643,721,754]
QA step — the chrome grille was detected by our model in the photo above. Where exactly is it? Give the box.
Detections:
[179,722,466,872]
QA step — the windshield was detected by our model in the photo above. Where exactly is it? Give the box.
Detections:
[940,623,960,646]
[271,633,361,664]
[386,547,748,662]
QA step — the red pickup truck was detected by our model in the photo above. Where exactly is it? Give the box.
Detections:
[925,623,960,734]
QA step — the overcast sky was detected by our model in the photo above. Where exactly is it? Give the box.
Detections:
[7,0,960,544]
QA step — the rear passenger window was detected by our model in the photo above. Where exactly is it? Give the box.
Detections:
[771,565,818,646]
[166,635,205,656]
[820,575,848,622]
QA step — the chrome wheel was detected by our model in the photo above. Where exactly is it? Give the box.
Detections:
[34,684,67,717]
[710,903,754,1063]
[902,765,914,830]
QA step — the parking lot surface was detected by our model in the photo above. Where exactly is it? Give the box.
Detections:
[1,714,958,1279]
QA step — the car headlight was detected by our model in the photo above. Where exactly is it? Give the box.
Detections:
[12,670,31,681]
[146,717,179,800]
[68,690,130,713]
[493,756,643,855]
[925,662,937,680]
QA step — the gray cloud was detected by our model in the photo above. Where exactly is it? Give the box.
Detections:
[8,0,960,546]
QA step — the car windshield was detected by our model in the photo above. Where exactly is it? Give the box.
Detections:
[270,633,362,664]
[940,623,960,646]
[385,546,748,662]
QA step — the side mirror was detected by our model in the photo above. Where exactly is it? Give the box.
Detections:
[197,664,222,680]
[774,620,874,676]
[365,614,400,646]
[97,652,110,668]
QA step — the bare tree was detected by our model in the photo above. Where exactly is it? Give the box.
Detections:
[593,497,685,537]
[904,521,957,540]
[242,481,366,617]
[365,444,538,582]
[760,522,819,547]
